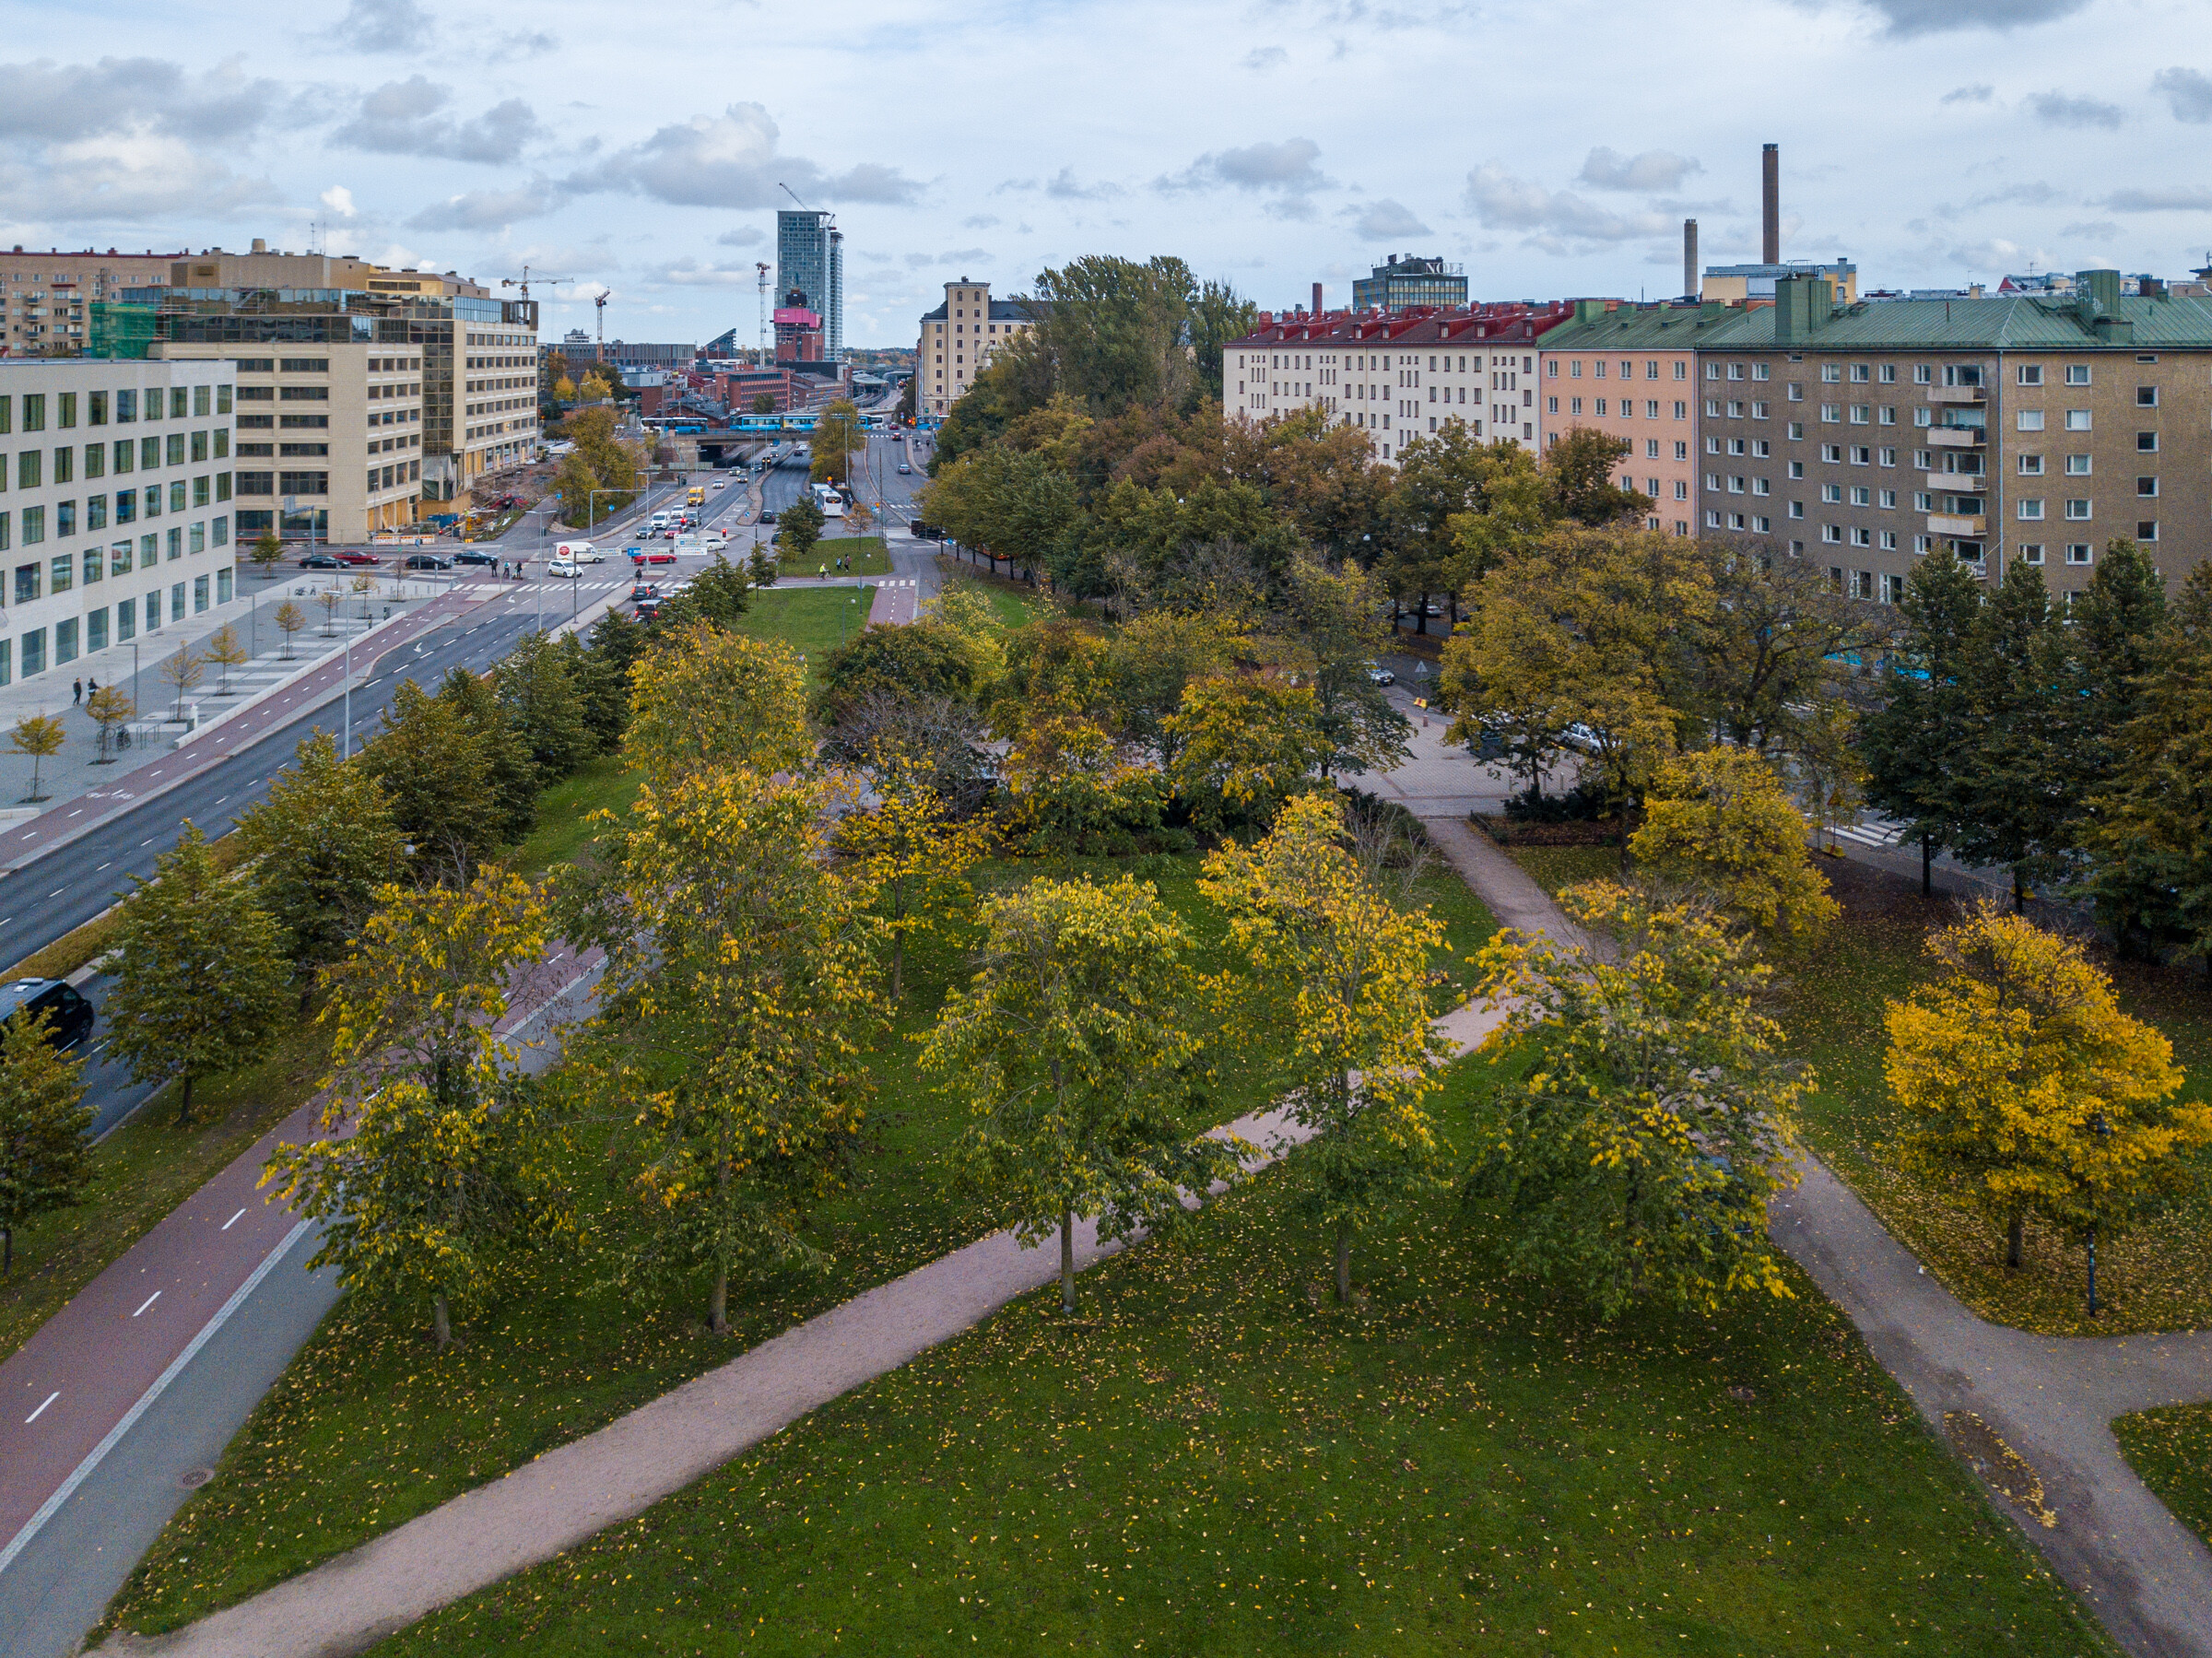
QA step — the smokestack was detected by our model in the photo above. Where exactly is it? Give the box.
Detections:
[1761,144,1780,265]
[1683,218,1699,300]
[1312,280,1324,316]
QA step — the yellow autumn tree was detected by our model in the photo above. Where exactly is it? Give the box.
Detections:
[1886,904,2205,1270]
[1000,710,1160,859]
[626,622,809,790]
[1200,792,1452,1302]
[833,751,994,1000]
[1629,747,1840,947]
[1163,676,1332,837]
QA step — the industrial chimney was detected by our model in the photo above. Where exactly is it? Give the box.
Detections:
[1312,280,1324,316]
[1761,144,1780,265]
[1683,219,1699,300]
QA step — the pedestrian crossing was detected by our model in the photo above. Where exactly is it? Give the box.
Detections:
[1828,818,1906,849]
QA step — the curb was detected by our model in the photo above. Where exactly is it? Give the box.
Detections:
[172,595,454,750]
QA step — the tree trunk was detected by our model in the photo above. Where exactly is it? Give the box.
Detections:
[1921,835,1933,899]
[710,1266,730,1335]
[1416,593,1429,635]
[2006,1213,2025,1270]
[1060,1208,1077,1315]
[890,934,904,1003]
[1334,1225,1352,1304]
[432,1294,453,1349]
[2011,866,2026,914]
[176,1071,194,1127]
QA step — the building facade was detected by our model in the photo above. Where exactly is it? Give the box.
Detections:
[1700,258,1859,304]
[1351,255,1468,313]
[916,280,1038,420]
[2,249,192,356]
[1223,301,1572,464]
[0,358,237,687]
[1690,271,2212,606]
[776,210,843,361]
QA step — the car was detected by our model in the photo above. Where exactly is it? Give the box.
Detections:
[298,551,343,569]
[1365,664,1395,687]
[897,462,912,475]
[712,479,727,490]
[630,547,677,566]
[452,548,500,567]
[759,510,779,524]
[547,559,581,579]
[335,549,382,567]
[663,529,678,540]
[0,977,96,1052]
[404,553,454,570]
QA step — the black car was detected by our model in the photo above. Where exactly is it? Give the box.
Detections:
[298,551,343,569]
[452,548,500,567]
[0,978,96,1051]
[909,521,942,539]
[759,510,779,525]
[404,552,454,570]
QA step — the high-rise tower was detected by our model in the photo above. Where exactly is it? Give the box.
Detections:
[775,208,843,360]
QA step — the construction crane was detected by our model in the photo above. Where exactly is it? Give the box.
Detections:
[500,265,571,301]
[594,288,610,346]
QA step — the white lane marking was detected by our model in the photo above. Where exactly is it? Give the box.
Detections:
[0,1217,314,1578]
[222,1208,245,1230]
[24,1392,58,1425]
[132,1291,161,1318]
[48,888,64,899]
[95,862,110,872]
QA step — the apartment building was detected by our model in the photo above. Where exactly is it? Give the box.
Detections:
[917,279,1038,420]
[1535,300,1732,535]
[1,249,189,356]
[0,357,237,686]
[1224,301,1572,463]
[1691,270,2212,605]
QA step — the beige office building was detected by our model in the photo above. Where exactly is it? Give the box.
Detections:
[917,279,1035,419]
[1,248,187,356]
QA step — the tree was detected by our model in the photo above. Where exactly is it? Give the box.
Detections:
[552,373,578,403]
[104,823,288,1125]
[1695,537,1879,777]
[567,770,879,1332]
[1630,747,1840,948]
[1467,881,1808,1318]
[494,631,592,788]
[920,874,1243,1313]
[627,623,809,790]
[158,643,205,718]
[315,588,342,637]
[1200,793,1451,1302]
[2054,539,2166,943]
[361,679,502,885]
[919,446,1079,580]
[0,1009,92,1276]
[438,665,538,845]
[251,530,286,573]
[1103,608,1232,772]
[1861,546,1983,896]
[1163,676,1330,837]
[236,730,405,993]
[1541,427,1648,526]
[273,599,307,661]
[576,608,646,755]
[6,713,65,804]
[1886,904,2208,1271]
[552,449,601,527]
[750,392,776,416]
[810,398,865,488]
[817,620,980,730]
[1024,255,1245,417]
[87,685,135,763]
[1277,556,1411,779]
[832,753,994,1000]
[1383,424,1514,627]
[202,622,248,695]
[262,872,571,1348]
[775,493,825,568]
[1955,560,2068,910]
[652,553,754,635]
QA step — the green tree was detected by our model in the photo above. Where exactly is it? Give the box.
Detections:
[1163,676,1330,837]
[920,445,1079,579]
[577,608,646,754]
[6,713,65,804]
[774,493,825,567]
[810,397,865,488]
[263,871,572,1348]
[494,631,592,787]
[1383,424,1512,626]
[1025,255,1249,417]
[1467,880,1808,1317]
[1696,537,1878,779]
[817,620,980,729]
[2056,539,2166,940]
[1955,559,2067,909]
[362,679,502,885]
[1630,747,1841,947]
[627,623,809,789]
[1277,555,1412,779]
[750,392,776,416]
[251,530,286,574]
[438,665,538,844]
[1861,545,1983,895]
[237,731,406,994]
[652,553,754,635]
[1541,427,1648,526]
[105,824,288,1124]
[0,1009,93,1276]
[1201,793,1452,1302]
[920,874,1243,1313]
[552,449,601,527]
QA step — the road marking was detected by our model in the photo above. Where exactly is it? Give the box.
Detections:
[96,862,110,872]
[48,888,64,899]
[132,1291,161,1318]
[222,1207,246,1230]
[24,1392,58,1425]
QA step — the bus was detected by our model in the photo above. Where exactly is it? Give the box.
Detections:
[811,481,845,520]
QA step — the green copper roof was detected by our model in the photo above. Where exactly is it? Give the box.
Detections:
[1694,292,2212,351]
[1537,302,1740,351]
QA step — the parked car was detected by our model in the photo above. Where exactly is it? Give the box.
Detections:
[452,548,500,567]
[404,553,454,570]
[0,977,96,1052]
[335,549,382,567]
[298,551,342,569]
[1365,664,1395,687]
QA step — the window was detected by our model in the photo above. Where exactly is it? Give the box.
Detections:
[171,388,188,418]
[1788,460,1806,479]
[2018,499,2045,520]
[1851,446,1872,465]
[1821,364,1841,383]
[1673,400,1688,419]
[2138,431,2160,453]
[1547,396,1559,414]
[1787,421,1805,440]
[2065,409,2092,430]
[1705,510,1722,528]
[1821,443,1843,463]
[2018,364,2044,385]
[19,627,43,676]
[1821,524,1843,543]
[1645,439,1660,458]
[1788,500,1805,518]
[2136,385,2159,408]
[2067,543,2093,564]
[14,561,39,603]
[2021,544,2044,564]
[2137,476,2159,498]
[1879,365,1898,384]
[2018,453,2044,475]
[1820,404,1841,422]
[2065,454,2093,476]
[2065,500,2093,520]
[1787,382,1804,403]
[2065,364,2091,385]
[1704,363,1719,380]
[1752,364,1771,382]
[1914,492,1933,511]
[1851,526,1873,547]
[2138,520,2160,542]
[1850,486,1872,506]
[1673,361,1687,380]
[1822,483,1844,503]
[1877,446,1897,467]
[1882,572,1904,603]
[1674,441,1688,461]
[2017,410,2045,431]
[1571,397,1583,417]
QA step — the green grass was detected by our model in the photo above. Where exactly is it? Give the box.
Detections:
[1497,842,1618,899]
[2113,1403,2212,1552]
[359,1042,2111,1658]
[100,852,1491,1637]
[0,1016,335,1364]
[732,586,878,687]
[935,562,1044,628]
[805,534,892,576]
[505,757,642,878]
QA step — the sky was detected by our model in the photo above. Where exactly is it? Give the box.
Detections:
[3,0,2210,347]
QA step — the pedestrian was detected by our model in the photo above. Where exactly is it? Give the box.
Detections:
[72,676,83,704]
[87,677,99,698]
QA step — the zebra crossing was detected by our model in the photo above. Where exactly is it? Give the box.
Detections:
[1827,817,1906,849]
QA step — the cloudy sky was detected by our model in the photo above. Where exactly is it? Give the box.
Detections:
[4,0,2209,347]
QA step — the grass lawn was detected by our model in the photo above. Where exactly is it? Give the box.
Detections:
[732,586,877,687]
[101,850,1491,1637]
[802,534,892,576]
[505,757,642,878]
[361,1042,2110,1658]
[2113,1403,2212,1552]
[0,1016,335,1363]
[1495,841,1617,899]
[1501,846,2212,1338]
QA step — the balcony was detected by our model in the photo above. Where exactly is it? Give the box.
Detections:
[1927,426,1984,447]
[1926,384,1986,404]
[1928,512,1987,536]
[1924,472,1986,491]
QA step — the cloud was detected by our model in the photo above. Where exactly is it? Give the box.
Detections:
[0,55,288,144]
[962,213,1000,229]
[1463,163,1676,247]
[903,247,992,268]
[653,258,767,287]
[1940,83,1994,104]
[1577,147,1700,192]
[2153,66,2212,123]
[0,135,278,224]
[1810,0,2088,37]
[1343,197,1430,238]
[1039,167,1120,200]
[2100,185,2212,212]
[1243,46,1288,70]
[565,102,923,207]
[488,29,558,61]
[2024,89,2123,129]
[407,173,569,230]
[333,78,544,163]
[320,183,357,218]
[715,226,765,247]
[328,0,435,52]
[1159,137,1330,195]
[2059,219,2119,239]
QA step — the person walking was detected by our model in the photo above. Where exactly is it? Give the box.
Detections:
[87,676,99,699]
[72,676,83,704]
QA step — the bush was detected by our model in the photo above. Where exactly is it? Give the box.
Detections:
[1503,778,1612,823]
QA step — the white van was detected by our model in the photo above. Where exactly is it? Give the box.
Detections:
[554,540,600,563]
[650,511,673,530]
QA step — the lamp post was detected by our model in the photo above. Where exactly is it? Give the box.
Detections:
[2087,1111,2112,1318]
